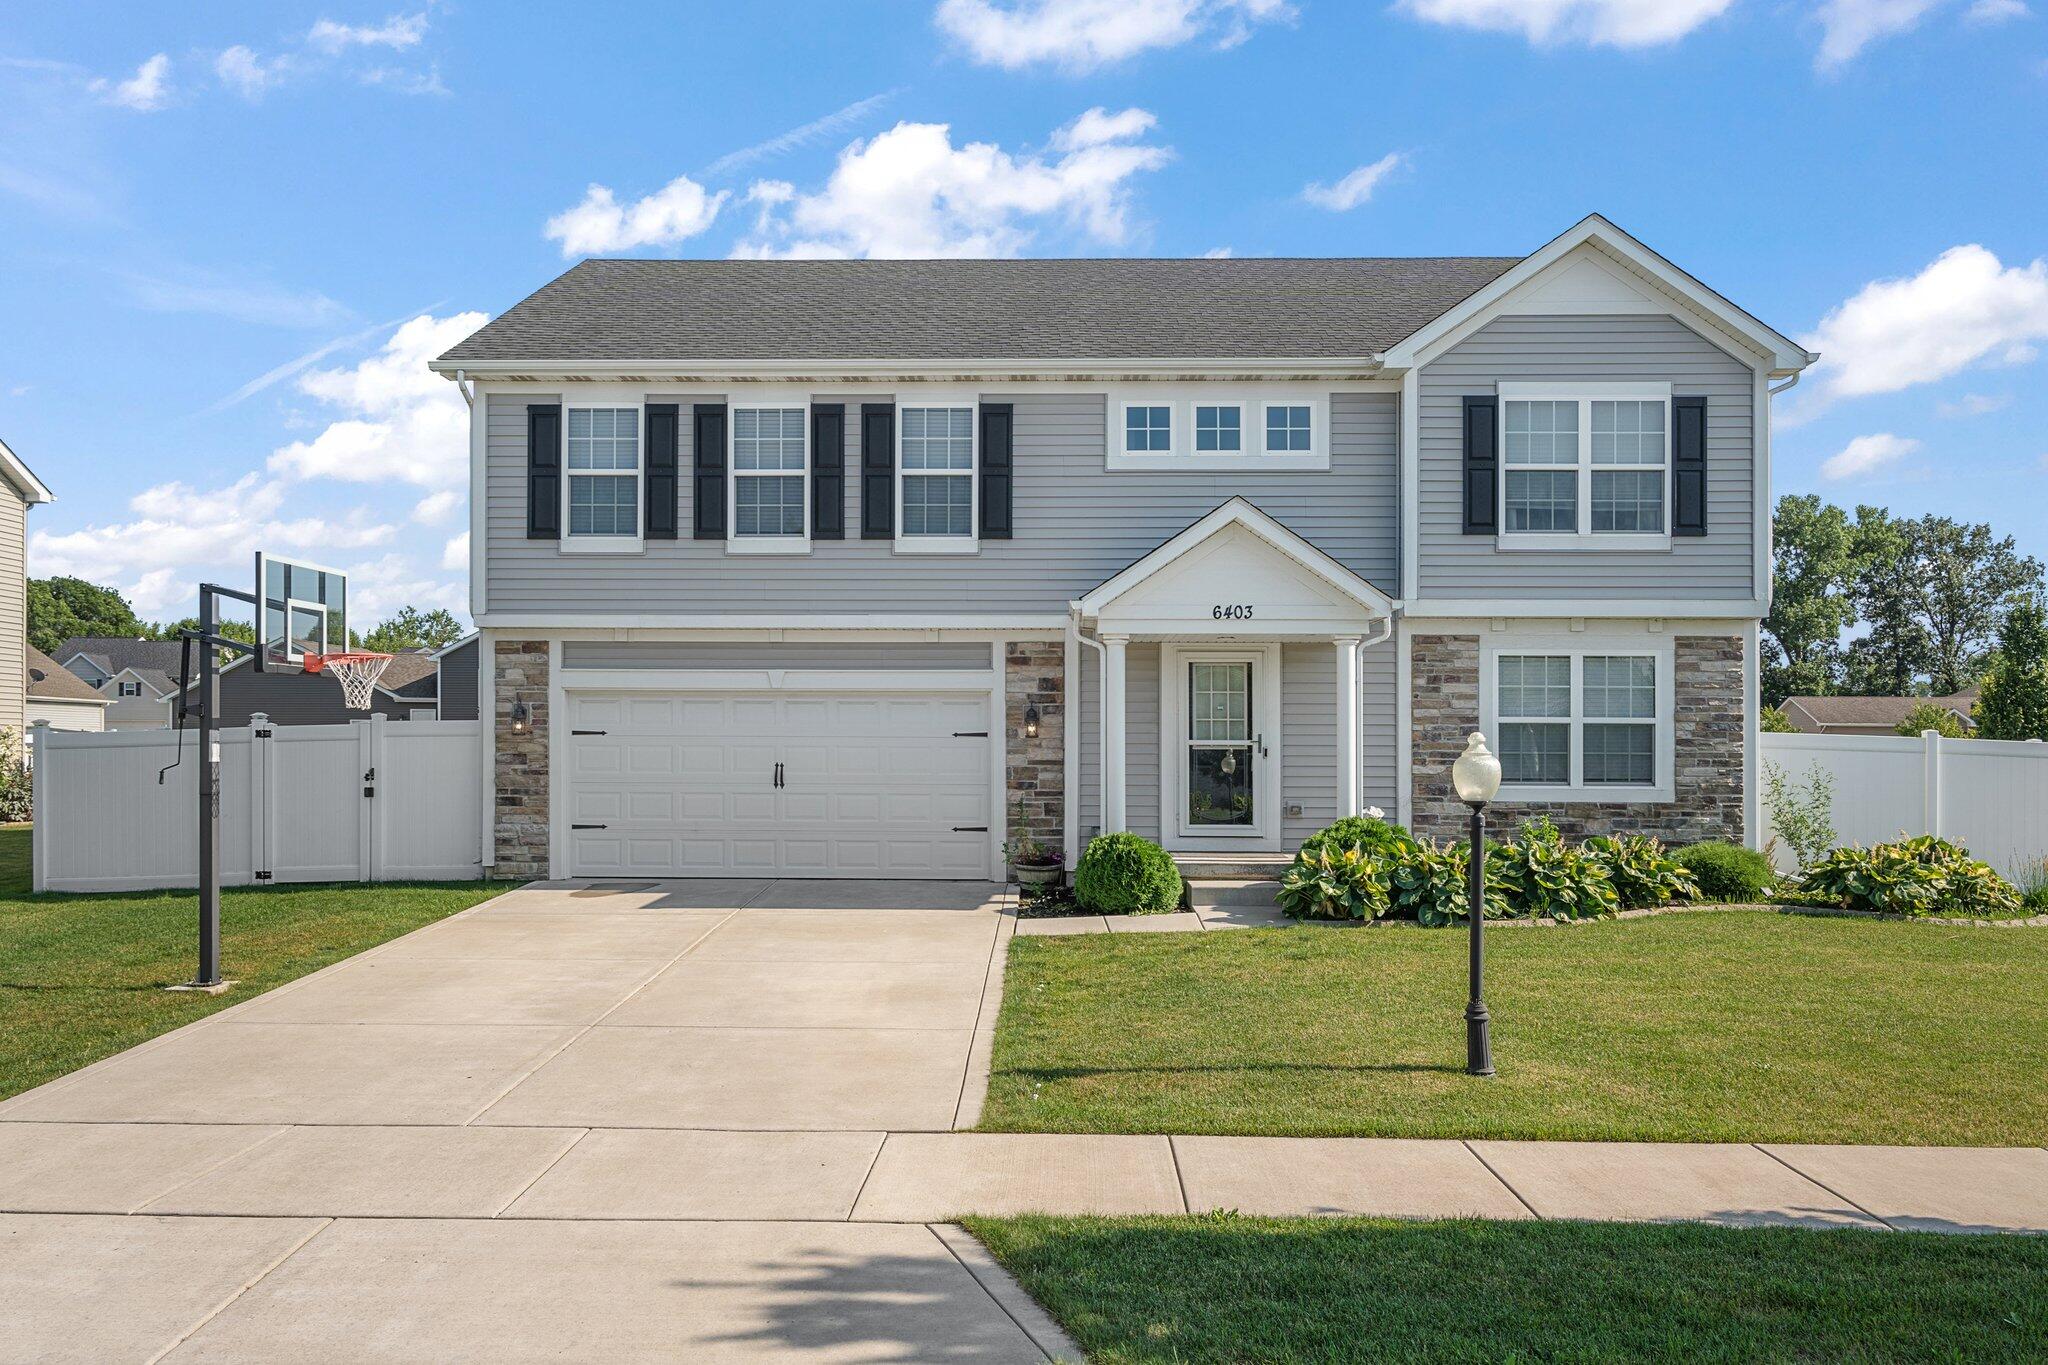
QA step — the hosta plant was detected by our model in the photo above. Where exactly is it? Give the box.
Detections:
[1791,835,2022,918]
[1387,837,1512,926]
[1490,819,1620,921]
[1581,833,1699,910]
[1278,842,1395,921]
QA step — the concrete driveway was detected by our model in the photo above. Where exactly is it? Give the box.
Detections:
[0,878,1077,1363]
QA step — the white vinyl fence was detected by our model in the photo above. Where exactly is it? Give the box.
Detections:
[31,714,483,893]
[1759,730,2048,880]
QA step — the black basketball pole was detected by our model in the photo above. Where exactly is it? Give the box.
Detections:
[197,585,220,987]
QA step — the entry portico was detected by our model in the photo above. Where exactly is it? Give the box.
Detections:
[1067,499,1396,858]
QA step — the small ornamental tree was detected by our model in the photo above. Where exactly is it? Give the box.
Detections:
[1974,598,2048,741]
[1759,705,1795,733]
[1893,702,1969,739]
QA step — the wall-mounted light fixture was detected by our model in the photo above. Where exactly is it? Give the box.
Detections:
[1024,705,1040,739]
[509,700,530,736]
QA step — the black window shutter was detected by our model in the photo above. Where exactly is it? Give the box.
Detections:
[526,404,561,540]
[1461,395,1498,535]
[811,404,845,540]
[979,403,1013,540]
[644,404,679,540]
[692,404,727,540]
[860,403,895,540]
[1672,395,1708,537]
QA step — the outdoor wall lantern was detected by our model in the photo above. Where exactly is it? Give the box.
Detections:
[509,700,530,736]
[1024,705,1040,739]
[1451,731,1503,1077]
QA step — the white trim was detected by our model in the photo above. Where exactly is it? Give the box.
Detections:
[1743,619,1761,849]
[1378,215,1814,376]
[1103,635,1128,833]
[473,614,1070,633]
[551,667,996,693]
[1105,387,1331,472]
[988,639,1006,877]
[546,637,564,880]
[894,400,979,555]
[726,399,811,555]
[435,357,1392,381]
[1754,366,1772,606]
[1403,599,1763,620]
[430,631,480,660]
[1497,383,1672,552]
[1395,623,1414,829]
[1062,620,1080,867]
[559,398,646,554]
[1335,636,1363,819]
[1479,632,1675,803]
[469,392,487,617]
[1161,642,1282,850]
[0,434,54,504]
[478,628,496,869]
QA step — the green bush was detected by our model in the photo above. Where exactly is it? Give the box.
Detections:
[1582,834,1699,910]
[0,729,29,824]
[1490,818,1620,921]
[1386,837,1512,926]
[1073,833,1183,914]
[1296,814,1410,862]
[1278,842,1395,921]
[1673,841,1775,902]
[1792,835,2022,918]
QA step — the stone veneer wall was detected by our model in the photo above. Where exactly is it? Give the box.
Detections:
[1410,633,1744,844]
[493,639,550,880]
[1004,642,1064,863]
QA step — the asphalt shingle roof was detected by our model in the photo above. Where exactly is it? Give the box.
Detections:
[376,651,441,699]
[25,647,105,702]
[437,256,1524,365]
[55,637,185,680]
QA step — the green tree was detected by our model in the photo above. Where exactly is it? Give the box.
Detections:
[1893,702,1969,739]
[1762,495,1861,704]
[26,577,144,654]
[361,606,464,654]
[1896,516,2045,695]
[1974,597,2048,740]
[1845,507,1932,696]
[1759,704,1795,733]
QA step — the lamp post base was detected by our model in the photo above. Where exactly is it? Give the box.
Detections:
[1465,1005,1494,1077]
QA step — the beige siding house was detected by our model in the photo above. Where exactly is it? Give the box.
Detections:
[0,437,55,738]
[25,647,109,733]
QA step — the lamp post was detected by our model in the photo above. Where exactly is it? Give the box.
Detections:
[1451,732,1502,1077]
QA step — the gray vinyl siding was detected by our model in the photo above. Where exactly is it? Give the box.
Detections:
[0,489,24,736]
[560,641,992,671]
[436,638,479,721]
[1076,643,1162,843]
[1282,643,1334,847]
[484,390,1397,615]
[1416,315,1757,601]
[102,684,173,730]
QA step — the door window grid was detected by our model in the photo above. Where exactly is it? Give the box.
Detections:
[1187,661,1254,828]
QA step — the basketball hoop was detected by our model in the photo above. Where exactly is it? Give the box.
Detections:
[303,651,394,711]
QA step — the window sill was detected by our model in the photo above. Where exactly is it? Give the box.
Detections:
[892,537,980,556]
[1496,783,1674,805]
[558,537,645,556]
[725,537,812,556]
[1106,451,1329,473]
[1495,534,1671,552]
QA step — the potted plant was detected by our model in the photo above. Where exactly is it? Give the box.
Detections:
[1005,816,1066,887]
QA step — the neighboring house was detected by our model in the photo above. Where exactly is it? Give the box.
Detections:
[24,647,111,733]
[0,436,55,737]
[434,632,480,721]
[431,214,1813,882]
[1781,688,1979,737]
[176,649,447,726]
[55,637,183,730]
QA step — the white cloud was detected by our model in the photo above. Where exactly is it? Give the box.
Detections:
[1302,152,1405,211]
[544,176,728,257]
[340,552,464,622]
[935,0,1292,70]
[92,53,171,111]
[1937,392,2012,417]
[308,13,429,52]
[703,91,899,178]
[356,64,448,96]
[268,312,485,487]
[1965,0,2030,19]
[1815,0,1943,66]
[215,45,290,98]
[1202,246,1234,258]
[115,267,349,328]
[1796,245,2048,415]
[441,531,469,571]
[413,490,461,525]
[736,111,1170,259]
[1821,432,1921,480]
[1397,0,1733,47]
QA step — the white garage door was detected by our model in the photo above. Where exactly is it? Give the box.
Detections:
[565,690,992,879]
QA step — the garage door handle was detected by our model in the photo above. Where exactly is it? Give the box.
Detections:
[953,826,988,833]
[953,731,987,738]
[774,761,784,789]
[571,823,607,830]
[571,729,607,736]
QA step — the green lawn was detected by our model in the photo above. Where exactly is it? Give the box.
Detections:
[982,913,2048,1145]
[0,824,503,1101]
[969,1214,2048,1364]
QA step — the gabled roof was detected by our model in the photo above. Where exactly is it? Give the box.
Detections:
[1781,690,1978,732]
[25,647,107,703]
[57,637,185,678]
[432,256,1520,367]
[374,651,442,700]
[0,435,53,504]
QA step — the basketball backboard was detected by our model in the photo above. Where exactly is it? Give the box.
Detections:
[254,552,347,672]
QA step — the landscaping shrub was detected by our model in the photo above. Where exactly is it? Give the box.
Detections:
[1386,837,1512,926]
[0,730,29,824]
[1073,833,1183,914]
[1790,835,2022,918]
[1582,834,1699,910]
[1278,842,1395,921]
[1489,818,1620,921]
[1763,761,1836,871]
[1673,841,1775,902]
[1295,812,1408,861]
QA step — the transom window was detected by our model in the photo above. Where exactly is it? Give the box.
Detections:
[565,406,639,539]
[900,406,975,542]
[1499,386,1670,546]
[732,407,807,540]
[1495,650,1661,791]
[1195,405,1241,452]
[1264,404,1312,452]
[1125,405,1172,452]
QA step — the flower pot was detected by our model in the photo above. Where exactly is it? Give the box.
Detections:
[1014,862,1063,887]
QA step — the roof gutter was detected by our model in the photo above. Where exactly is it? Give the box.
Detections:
[430,355,1390,383]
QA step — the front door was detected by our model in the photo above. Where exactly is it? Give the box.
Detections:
[1173,648,1277,846]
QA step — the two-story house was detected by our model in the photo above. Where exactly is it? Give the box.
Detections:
[432,216,1812,883]
[0,436,55,739]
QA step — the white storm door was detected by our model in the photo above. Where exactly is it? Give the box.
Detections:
[1172,647,1279,845]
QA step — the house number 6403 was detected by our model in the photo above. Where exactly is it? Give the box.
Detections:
[1212,604,1254,620]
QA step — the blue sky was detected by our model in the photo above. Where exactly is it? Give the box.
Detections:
[2,0,2044,628]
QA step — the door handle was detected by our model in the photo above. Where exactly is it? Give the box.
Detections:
[1255,733,1267,758]
[774,761,784,789]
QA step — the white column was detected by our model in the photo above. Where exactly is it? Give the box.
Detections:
[1334,636,1363,818]
[1103,634,1128,833]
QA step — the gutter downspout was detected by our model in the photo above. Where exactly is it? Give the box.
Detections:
[453,369,476,409]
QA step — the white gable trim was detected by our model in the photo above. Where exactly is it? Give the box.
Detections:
[1074,498,1396,628]
[0,436,53,504]
[1379,215,1815,377]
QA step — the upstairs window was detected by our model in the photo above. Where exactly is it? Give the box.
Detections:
[1498,384,1670,548]
[118,679,142,697]
[1263,403,1313,453]
[899,405,976,549]
[731,406,808,547]
[1107,391,1330,471]
[565,406,640,542]
[1124,404,1173,453]
[1195,405,1241,452]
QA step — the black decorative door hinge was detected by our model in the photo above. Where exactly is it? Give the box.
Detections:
[571,823,608,830]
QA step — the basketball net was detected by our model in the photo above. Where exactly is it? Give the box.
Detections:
[303,651,394,711]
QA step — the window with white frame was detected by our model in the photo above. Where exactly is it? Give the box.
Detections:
[1124,403,1172,453]
[1194,404,1241,452]
[118,679,141,697]
[1500,385,1669,546]
[1107,391,1331,470]
[731,406,807,542]
[899,406,975,543]
[1494,648,1663,793]
[1263,403,1312,453]
[565,406,640,539]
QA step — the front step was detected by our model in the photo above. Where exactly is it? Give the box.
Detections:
[1187,877,1283,910]
[1172,852,1293,880]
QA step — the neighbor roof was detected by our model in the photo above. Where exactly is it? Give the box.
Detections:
[374,651,441,700]
[25,648,106,703]
[434,256,1523,365]
[56,637,185,679]
[1781,689,1979,731]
